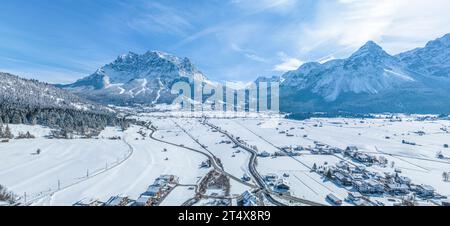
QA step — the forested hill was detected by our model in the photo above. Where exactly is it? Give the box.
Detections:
[0,72,124,133]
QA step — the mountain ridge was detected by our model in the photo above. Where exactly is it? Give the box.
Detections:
[58,33,450,113]
[60,50,208,105]
[279,33,450,113]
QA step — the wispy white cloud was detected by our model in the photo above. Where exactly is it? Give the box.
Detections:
[0,55,90,84]
[296,0,450,58]
[2,0,450,83]
[230,0,298,13]
[127,2,193,36]
[230,43,268,63]
[273,52,303,72]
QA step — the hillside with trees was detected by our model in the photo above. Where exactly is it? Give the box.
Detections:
[0,72,128,134]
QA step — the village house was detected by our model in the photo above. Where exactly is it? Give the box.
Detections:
[319,149,333,155]
[133,195,153,206]
[265,174,278,184]
[354,153,374,163]
[351,173,365,181]
[354,180,384,194]
[143,185,162,198]
[241,174,251,182]
[367,180,385,193]
[353,199,376,206]
[441,199,450,206]
[274,179,290,192]
[414,131,426,136]
[73,200,105,206]
[335,161,350,170]
[258,151,271,157]
[200,160,211,168]
[353,180,369,193]
[332,148,343,153]
[158,175,179,185]
[333,172,353,186]
[386,183,410,195]
[395,175,411,185]
[274,151,287,157]
[326,194,342,205]
[416,184,435,197]
[104,196,133,206]
[346,192,363,202]
[345,146,359,156]
[237,191,258,206]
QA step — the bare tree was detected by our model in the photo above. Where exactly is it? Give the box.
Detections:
[0,184,16,204]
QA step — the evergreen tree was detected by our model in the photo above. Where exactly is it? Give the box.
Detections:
[312,163,317,172]
[4,125,13,139]
[326,169,333,179]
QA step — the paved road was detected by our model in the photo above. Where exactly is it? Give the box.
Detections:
[203,120,288,206]
[147,122,256,189]
[209,120,326,206]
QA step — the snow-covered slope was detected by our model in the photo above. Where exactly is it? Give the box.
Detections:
[58,34,450,113]
[397,33,450,77]
[60,51,208,106]
[279,34,450,113]
[0,72,116,130]
[0,72,112,114]
[283,41,414,101]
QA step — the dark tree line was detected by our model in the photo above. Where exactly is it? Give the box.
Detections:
[0,105,129,135]
[0,72,130,134]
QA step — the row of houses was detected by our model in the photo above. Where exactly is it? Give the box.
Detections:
[133,175,179,206]
[323,160,439,202]
[343,146,378,165]
[303,142,343,155]
[75,175,179,207]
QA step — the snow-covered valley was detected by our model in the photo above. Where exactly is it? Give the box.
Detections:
[1,113,449,206]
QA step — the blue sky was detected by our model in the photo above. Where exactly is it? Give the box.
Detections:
[1,0,450,83]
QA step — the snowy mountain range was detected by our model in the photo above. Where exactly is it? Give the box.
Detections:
[58,33,450,113]
[280,34,450,113]
[59,51,207,105]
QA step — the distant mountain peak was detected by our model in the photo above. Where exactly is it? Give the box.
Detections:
[279,34,450,113]
[425,33,450,48]
[362,40,381,48]
[397,33,450,77]
[350,41,388,59]
[61,51,208,106]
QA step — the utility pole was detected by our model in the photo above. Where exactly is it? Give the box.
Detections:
[57,179,61,190]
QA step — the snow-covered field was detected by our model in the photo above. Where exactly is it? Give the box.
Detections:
[206,117,450,205]
[1,114,449,206]
[0,124,208,206]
